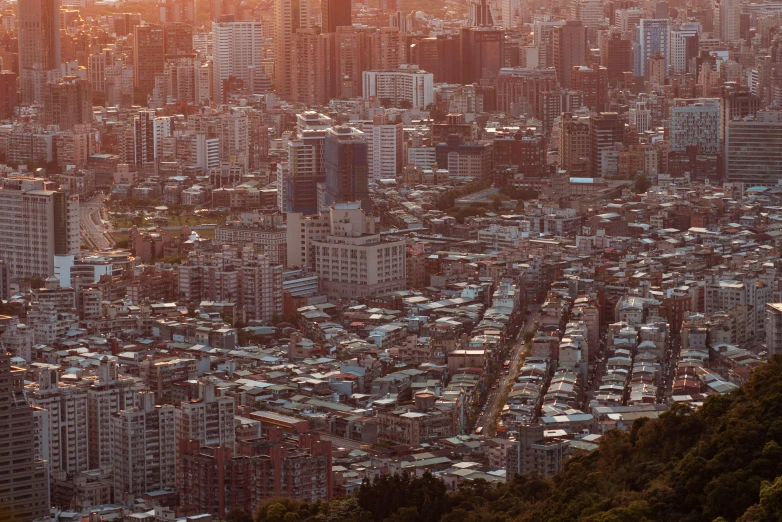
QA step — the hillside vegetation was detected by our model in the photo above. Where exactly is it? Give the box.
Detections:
[240,355,782,522]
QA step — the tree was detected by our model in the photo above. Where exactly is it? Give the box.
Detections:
[635,175,652,194]
[225,508,253,522]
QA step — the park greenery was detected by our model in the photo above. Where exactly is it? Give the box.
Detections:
[224,355,782,521]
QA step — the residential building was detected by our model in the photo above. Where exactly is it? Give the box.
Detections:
[669,98,721,154]
[553,21,586,88]
[18,0,61,104]
[176,381,235,449]
[213,21,265,102]
[133,25,166,95]
[634,19,669,77]
[362,66,434,109]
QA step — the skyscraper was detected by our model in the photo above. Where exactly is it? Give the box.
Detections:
[553,21,586,88]
[18,0,61,104]
[600,32,632,83]
[0,71,18,117]
[634,19,669,77]
[0,178,80,280]
[212,21,265,102]
[669,98,721,154]
[291,28,331,105]
[274,0,310,99]
[590,112,625,178]
[363,113,404,180]
[321,0,351,32]
[324,126,369,211]
[133,25,166,95]
[0,350,51,521]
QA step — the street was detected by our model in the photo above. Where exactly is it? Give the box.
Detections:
[81,193,114,250]
[475,309,540,434]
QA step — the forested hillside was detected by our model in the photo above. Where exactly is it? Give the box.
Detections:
[245,356,782,522]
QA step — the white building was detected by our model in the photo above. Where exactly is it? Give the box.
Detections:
[362,65,434,109]
[362,114,403,180]
[407,145,437,168]
[287,203,406,300]
[212,21,264,102]
[669,24,699,73]
[175,381,235,449]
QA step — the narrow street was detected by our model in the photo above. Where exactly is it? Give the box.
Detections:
[81,193,114,250]
[476,309,540,435]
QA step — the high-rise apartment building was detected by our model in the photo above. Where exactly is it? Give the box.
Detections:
[553,21,586,88]
[669,25,699,73]
[164,22,194,58]
[669,98,721,154]
[322,0,351,32]
[324,126,369,211]
[87,357,148,472]
[0,72,18,117]
[496,67,559,116]
[274,0,310,99]
[133,25,166,95]
[287,203,406,299]
[0,178,80,280]
[176,381,235,449]
[18,0,61,104]
[282,111,333,214]
[726,110,782,186]
[559,113,592,175]
[130,110,171,167]
[0,351,51,521]
[238,252,284,323]
[334,26,369,99]
[212,21,264,102]
[42,76,92,131]
[634,19,669,77]
[363,113,403,180]
[27,367,89,477]
[112,391,176,503]
[291,28,331,105]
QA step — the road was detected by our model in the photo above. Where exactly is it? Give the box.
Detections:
[81,194,114,250]
[475,310,540,434]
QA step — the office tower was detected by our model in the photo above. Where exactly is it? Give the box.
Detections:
[0,178,79,280]
[434,135,494,180]
[409,33,461,84]
[18,0,61,104]
[133,25,166,95]
[213,21,264,102]
[572,64,607,112]
[570,0,604,28]
[553,21,586,88]
[362,66,434,109]
[720,0,740,42]
[590,112,625,177]
[600,32,632,83]
[500,0,520,29]
[291,28,331,105]
[322,0,350,32]
[493,128,547,176]
[164,22,194,58]
[112,391,176,503]
[176,381,235,449]
[367,27,403,71]
[461,27,505,84]
[113,13,142,36]
[159,0,196,24]
[283,112,333,214]
[288,204,406,299]
[88,49,110,93]
[634,19,669,77]
[42,76,92,131]
[0,352,50,521]
[669,98,721,154]
[721,86,761,145]
[274,0,310,99]
[27,368,89,478]
[495,67,559,116]
[468,0,494,26]
[0,71,17,117]
[669,25,699,73]
[559,113,591,174]
[130,110,171,167]
[726,110,782,186]
[324,126,369,211]
[363,113,403,180]
[628,100,651,132]
[334,26,369,99]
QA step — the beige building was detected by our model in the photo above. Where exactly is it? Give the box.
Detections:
[112,391,176,503]
[0,178,80,280]
[288,203,406,300]
[175,381,235,450]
